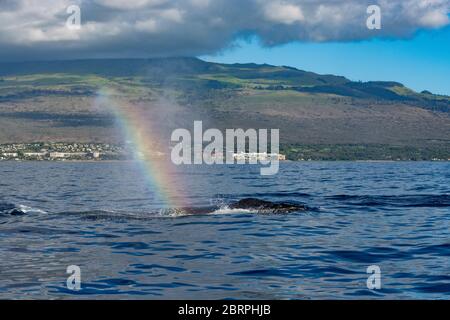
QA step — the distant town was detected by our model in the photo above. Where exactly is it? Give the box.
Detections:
[0,142,287,162]
[1,142,447,162]
[0,142,127,161]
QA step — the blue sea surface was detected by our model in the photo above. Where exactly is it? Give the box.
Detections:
[0,161,449,299]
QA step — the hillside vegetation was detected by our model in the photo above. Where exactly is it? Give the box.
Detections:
[0,58,449,160]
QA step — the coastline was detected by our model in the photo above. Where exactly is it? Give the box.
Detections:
[1,159,448,163]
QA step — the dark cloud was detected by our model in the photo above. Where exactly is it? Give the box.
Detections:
[0,0,448,61]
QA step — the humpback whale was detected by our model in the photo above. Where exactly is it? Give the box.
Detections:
[166,198,308,216]
[1,198,308,218]
[0,203,26,216]
[229,198,307,214]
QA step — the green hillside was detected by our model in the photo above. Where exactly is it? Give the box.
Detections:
[0,58,449,160]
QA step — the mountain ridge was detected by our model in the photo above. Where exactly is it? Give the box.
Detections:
[0,57,449,160]
[1,57,447,108]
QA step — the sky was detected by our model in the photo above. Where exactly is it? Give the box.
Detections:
[202,26,450,95]
[0,0,449,94]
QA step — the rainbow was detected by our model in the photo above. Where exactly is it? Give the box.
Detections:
[96,87,188,210]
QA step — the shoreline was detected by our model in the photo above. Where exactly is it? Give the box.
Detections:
[0,159,448,163]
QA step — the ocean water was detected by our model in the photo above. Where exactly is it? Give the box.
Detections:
[0,161,449,299]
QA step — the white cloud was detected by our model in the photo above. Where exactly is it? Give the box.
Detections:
[136,19,158,32]
[0,0,448,61]
[263,1,304,24]
[160,8,184,23]
[419,9,449,27]
[190,0,210,8]
[94,0,166,10]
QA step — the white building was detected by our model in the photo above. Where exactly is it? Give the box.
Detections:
[49,152,88,158]
[2,152,18,157]
[232,152,286,161]
[24,152,47,158]
[92,152,100,158]
[49,152,66,158]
